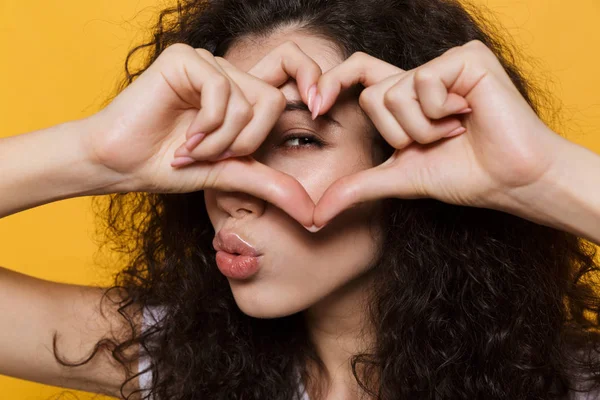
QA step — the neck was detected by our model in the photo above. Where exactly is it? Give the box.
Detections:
[302,270,376,399]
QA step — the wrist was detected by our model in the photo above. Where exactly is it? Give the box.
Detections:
[0,118,131,219]
[501,133,600,243]
[76,114,133,194]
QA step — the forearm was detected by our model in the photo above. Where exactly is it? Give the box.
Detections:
[0,119,126,219]
[506,136,600,245]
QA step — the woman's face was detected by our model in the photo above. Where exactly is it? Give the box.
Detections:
[204,29,384,318]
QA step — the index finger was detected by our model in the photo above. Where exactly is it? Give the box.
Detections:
[316,52,404,116]
[244,40,323,107]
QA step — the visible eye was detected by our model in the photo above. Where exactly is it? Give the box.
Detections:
[279,133,325,150]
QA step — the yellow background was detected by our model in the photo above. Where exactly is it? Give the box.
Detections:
[0,0,599,398]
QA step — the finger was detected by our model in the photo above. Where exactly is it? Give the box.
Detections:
[177,57,286,160]
[181,44,317,158]
[212,59,287,157]
[408,43,497,120]
[171,47,231,139]
[414,67,470,119]
[383,75,464,144]
[172,157,316,227]
[174,51,258,159]
[182,49,234,140]
[357,75,412,150]
[245,41,323,106]
[184,87,255,160]
[316,51,404,116]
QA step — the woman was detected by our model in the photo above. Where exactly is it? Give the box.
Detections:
[1,0,600,398]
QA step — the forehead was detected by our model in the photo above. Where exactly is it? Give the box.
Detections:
[224,28,342,72]
[223,29,343,98]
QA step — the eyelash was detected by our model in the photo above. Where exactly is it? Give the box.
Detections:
[279,133,325,150]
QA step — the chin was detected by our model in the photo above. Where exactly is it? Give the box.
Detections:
[229,281,313,319]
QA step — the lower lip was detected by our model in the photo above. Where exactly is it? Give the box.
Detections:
[215,251,261,279]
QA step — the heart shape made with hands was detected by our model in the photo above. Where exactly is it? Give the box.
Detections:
[174,40,555,234]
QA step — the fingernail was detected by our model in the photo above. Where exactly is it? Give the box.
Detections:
[456,107,472,114]
[311,94,322,120]
[214,150,234,161]
[307,84,317,113]
[185,133,206,150]
[171,156,195,168]
[174,145,190,158]
[304,224,324,233]
[445,126,466,138]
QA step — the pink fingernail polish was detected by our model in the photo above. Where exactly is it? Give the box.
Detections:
[311,94,322,120]
[185,133,206,150]
[307,84,317,113]
[445,126,466,138]
[171,156,195,168]
[174,145,190,158]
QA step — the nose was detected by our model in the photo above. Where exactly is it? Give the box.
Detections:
[213,191,267,220]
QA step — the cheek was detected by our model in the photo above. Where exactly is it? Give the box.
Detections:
[284,149,372,204]
[295,167,340,204]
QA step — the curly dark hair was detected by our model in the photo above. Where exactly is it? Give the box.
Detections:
[53,0,600,399]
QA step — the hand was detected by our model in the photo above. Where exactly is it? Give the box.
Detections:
[82,43,321,227]
[310,40,564,229]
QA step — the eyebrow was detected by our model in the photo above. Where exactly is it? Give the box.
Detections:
[284,100,342,128]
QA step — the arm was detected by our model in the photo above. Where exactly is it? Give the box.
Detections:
[0,267,141,398]
[0,119,141,397]
[505,135,600,246]
[0,118,126,219]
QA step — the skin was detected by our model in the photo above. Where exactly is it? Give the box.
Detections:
[204,28,383,398]
[1,13,599,400]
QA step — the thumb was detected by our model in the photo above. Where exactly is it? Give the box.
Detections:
[216,159,317,228]
[174,157,316,228]
[312,161,426,228]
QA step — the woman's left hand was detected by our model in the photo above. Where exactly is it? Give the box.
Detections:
[311,39,567,229]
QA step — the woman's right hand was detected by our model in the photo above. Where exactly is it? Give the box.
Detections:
[83,42,322,227]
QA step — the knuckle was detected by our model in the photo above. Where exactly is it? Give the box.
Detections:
[203,107,225,127]
[461,40,497,67]
[214,56,231,68]
[413,68,435,85]
[383,87,405,109]
[272,89,287,111]
[349,51,369,63]
[464,39,487,50]
[281,40,301,52]
[211,74,230,92]
[463,40,491,58]
[195,47,214,59]
[358,87,377,109]
[159,43,192,62]
[165,43,191,55]
[231,103,254,124]
[443,46,461,56]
